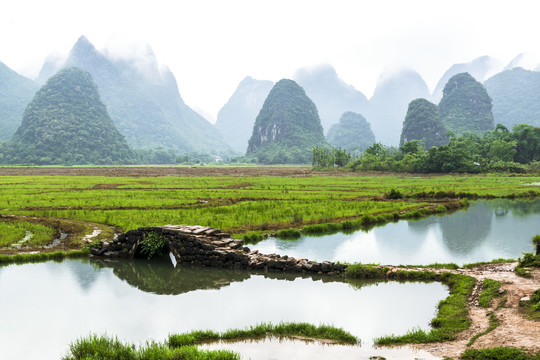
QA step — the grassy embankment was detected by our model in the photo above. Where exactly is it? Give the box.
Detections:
[343,264,476,344]
[65,322,357,360]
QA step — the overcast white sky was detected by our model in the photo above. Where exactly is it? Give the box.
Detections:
[1,0,539,121]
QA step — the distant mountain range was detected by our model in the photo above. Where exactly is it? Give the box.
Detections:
[2,39,540,162]
[215,76,274,153]
[37,36,231,154]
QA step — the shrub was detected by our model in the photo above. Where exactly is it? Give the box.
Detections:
[139,232,165,259]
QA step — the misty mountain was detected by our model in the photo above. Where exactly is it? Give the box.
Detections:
[0,62,38,141]
[246,79,327,164]
[439,72,494,136]
[326,111,375,152]
[2,67,134,165]
[369,69,430,146]
[293,64,370,132]
[400,98,448,148]
[37,36,230,154]
[431,56,503,103]
[484,67,540,129]
[504,53,540,71]
[215,76,274,152]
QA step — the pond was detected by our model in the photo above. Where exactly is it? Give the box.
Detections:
[0,258,447,360]
[250,199,540,265]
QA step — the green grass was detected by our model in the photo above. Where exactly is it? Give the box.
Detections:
[0,219,56,247]
[0,249,89,264]
[520,288,540,321]
[462,258,516,269]
[64,334,239,360]
[0,173,536,236]
[479,279,503,308]
[371,272,476,344]
[460,347,540,360]
[168,322,358,347]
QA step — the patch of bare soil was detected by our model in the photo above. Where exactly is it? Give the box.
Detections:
[414,263,540,359]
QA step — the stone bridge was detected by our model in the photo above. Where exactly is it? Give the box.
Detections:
[92,225,348,275]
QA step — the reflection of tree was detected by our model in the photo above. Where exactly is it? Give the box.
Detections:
[484,198,540,217]
[90,256,380,295]
[440,201,492,255]
[92,256,251,295]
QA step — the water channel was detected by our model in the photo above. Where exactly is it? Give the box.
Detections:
[0,258,446,360]
[251,199,540,265]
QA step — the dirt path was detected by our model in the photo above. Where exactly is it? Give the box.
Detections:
[414,263,540,359]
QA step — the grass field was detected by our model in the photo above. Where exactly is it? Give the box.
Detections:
[0,170,538,238]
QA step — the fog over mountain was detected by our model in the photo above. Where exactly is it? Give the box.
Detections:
[369,69,430,146]
[36,36,231,154]
[504,53,540,71]
[293,64,370,133]
[432,56,503,103]
[215,76,274,153]
[0,62,38,141]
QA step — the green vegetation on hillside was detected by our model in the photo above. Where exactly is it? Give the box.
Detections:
[0,62,38,141]
[484,67,540,129]
[439,72,495,136]
[400,98,448,148]
[245,79,327,164]
[0,67,134,165]
[326,111,375,152]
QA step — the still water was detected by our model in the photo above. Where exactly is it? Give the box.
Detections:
[0,258,447,360]
[251,199,540,265]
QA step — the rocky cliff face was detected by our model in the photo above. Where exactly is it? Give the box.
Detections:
[246,79,327,164]
[439,72,494,136]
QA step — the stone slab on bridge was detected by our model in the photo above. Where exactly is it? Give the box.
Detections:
[91,225,348,275]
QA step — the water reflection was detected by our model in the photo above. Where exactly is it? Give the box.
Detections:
[91,256,378,295]
[201,338,441,360]
[439,201,492,255]
[251,199,540,265]
[0,259,447,360]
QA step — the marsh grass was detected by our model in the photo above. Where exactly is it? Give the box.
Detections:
[0,219,56,247]
[63,334,239,360]
[0,249,89,264]
[169,322,358,347]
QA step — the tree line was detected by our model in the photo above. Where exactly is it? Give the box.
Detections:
[313,124,540,173]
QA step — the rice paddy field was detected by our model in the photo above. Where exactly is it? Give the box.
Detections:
[0,167,538,238]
